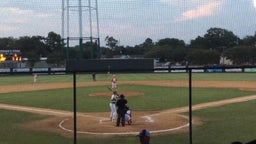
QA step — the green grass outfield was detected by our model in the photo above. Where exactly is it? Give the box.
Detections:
[0,73,256,144]
[1,72,256,86]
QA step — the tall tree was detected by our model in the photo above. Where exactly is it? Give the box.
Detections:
[143,38,154,48]
[144,45,173,62]
[101,47,113,58]
[188,49,220,65]
[45,32,65,66]
[16,36,45,67]
[241,35,256,46]
[171,47,188,63]
[0,37,16,50]
[190,36,208,49]
[204,27,240,50]
[45,31,62,52]
[105,36,119,50]
[144,38,187,63]
[224,46,256,65]
[157,38,185,48]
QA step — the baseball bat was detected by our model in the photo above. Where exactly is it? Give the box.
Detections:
[107,86,112,91]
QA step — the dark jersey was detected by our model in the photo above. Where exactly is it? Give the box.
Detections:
[116,98,127,109]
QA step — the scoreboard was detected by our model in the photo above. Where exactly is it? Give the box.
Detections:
[0,50,22,62]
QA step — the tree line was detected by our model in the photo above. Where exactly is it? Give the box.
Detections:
[0,32,64,67]
[105,27,256,66]
[0,27,255,66]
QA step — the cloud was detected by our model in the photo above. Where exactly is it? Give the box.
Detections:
[176,1,222,22]
[0,7,30,23]
[1,7,51,24]
[0,7,55,36]
[159,0,181,6]
[253,0,256,8]
[0,24,19,32]
[2,7,32,15]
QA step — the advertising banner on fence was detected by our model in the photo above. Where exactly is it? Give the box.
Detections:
[13,68,30,72]
[206,69,223,72]
[244,68,256,72]
[0,69,10,72]
[225,68,242,72]
[192,69,204,73]
[32,68,49,72]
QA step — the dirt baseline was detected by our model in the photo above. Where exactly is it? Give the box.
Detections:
[60,112,189,134]
[0,80,256,138]
[16,107,190,138]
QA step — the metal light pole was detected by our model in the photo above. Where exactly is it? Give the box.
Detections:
[61,0,100,60]
[61,1,101,144]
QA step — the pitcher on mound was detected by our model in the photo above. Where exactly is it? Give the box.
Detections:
[111,75,117,91]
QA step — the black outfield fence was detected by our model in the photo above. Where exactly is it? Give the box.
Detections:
[0,65,256,74]
[66,59,154,73]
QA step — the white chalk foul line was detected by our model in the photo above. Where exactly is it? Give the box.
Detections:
[58,115,189,135]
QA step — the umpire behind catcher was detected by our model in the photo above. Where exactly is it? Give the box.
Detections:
[115,94,127,127]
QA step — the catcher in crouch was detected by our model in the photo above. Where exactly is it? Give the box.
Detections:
[125,105,132,125]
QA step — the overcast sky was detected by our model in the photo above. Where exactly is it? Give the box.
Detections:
[0,0,256,46]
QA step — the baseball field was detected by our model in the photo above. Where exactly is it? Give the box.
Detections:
[0,73,256,144]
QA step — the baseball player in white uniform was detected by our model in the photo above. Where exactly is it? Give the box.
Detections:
[33,73,38,83]
[111,75,117,91]
[109,91,118,122]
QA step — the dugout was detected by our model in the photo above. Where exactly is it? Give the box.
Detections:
[66,59,154,73]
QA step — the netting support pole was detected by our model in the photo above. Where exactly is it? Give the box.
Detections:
[189,68,193,144]
[73,71,77,144]
[95,0,101,58]
[78,0,84,59]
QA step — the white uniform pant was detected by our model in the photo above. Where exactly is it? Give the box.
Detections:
[109,103,116,121]
[112,82,117,90]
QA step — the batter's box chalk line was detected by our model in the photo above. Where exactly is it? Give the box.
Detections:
[99,115,153,124]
